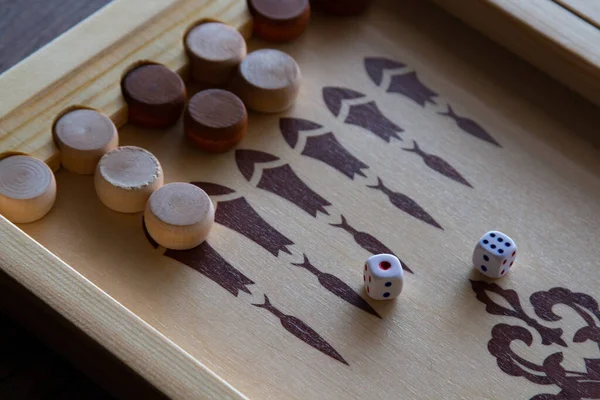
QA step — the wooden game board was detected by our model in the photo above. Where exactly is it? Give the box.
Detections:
[1,0,600,399]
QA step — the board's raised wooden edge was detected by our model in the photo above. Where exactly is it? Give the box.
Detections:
[0,0,176,119]
[430,0,600,108]
[554,0,600,31]
[0,0,253,171]
[0,215,247,400]
[0,0,253,397]
[0,263,170,400]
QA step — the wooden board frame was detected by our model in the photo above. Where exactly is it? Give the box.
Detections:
[0,216,246,399]
[555,0,600,30]
[0,0,251,398]
[432,0,600,108]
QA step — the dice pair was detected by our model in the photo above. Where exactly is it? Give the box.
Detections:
[361,231,517,301]
[473,230,517,278]
[364,254,404,300]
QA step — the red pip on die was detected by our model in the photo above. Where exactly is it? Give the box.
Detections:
[364,254,404,300]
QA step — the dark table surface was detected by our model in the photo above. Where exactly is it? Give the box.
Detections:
[0,313,114,400]
[1,1,116,399]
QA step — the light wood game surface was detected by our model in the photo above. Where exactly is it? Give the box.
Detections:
[1,0,600,399]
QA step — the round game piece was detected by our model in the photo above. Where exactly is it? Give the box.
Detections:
[184,89,248,153]
[248,0,311,42]
[144,182,215,250]
[184,22,247,85]
[121,64,187,129]
[231,49,301,113]
[94,146,163,213]
[0,155,57,224]
[53,109,119,175]
[312,0,371,15]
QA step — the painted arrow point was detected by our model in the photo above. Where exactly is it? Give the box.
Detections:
[235,149,280,181]
[364,57,406,86]
[280,118,323,148]
[323,87,366,117]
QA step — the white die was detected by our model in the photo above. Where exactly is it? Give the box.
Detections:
[364,254,404,300]
[473,231,517,278]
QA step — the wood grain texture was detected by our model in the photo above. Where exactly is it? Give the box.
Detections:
[5,0,600,398]
[145,182,215,250]
[0,155,57,223]
[231,49,302,113]
[121,64,187,129]
[3,0,600,398]
[249,0,311,42]
[0,215,247,399]
[431,0,600,108]
[554,0,600,29]
[185,22,247,85]
[0,2,121,398]
[0,0,253,170]
[54,108,119,175]
[95,146,164,213]
[0,0,112,74]
[184,89,248,152]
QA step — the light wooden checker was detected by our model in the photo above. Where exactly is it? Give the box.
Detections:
[2,0,600,399]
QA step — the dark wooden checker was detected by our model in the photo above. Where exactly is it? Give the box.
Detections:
[1,0,600,399]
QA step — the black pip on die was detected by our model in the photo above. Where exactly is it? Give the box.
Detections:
[364,254,404,300]
[473,231,517,278]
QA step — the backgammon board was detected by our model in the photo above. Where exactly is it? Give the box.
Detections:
[1,0,600,399]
